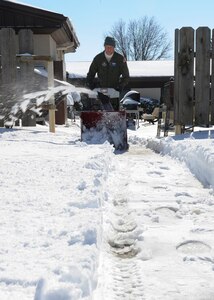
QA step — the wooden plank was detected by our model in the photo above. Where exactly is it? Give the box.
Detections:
[175,27,194,126]
[18,29,36,126]
[0,28,17,112]
[174,28,180,127]
[47,60,55,133]
[0,28,16,84]
[16,55,52,62]
[195,27,211,126]
[54,60,64,80]
[211,29,214,124]
[18,29,34,55]
[0,34,1,91]
[18,29,34,93]
[173,29,180,129]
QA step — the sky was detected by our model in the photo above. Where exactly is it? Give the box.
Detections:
[1,104,214,299]
[13,0,214,61]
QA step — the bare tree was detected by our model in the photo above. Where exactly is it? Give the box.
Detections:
[107,16,172,61]
[109,19,130,60]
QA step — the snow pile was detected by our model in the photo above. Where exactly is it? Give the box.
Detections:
[0,127,113,299]
[146,131,214,189]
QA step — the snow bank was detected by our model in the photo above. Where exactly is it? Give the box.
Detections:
[146,133,214,190]
[0,127,115,299]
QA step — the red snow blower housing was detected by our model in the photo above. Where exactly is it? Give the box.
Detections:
[80,88,128,150]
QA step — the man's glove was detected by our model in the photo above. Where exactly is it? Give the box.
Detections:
[86,81,95,90]
[97,92,110,104]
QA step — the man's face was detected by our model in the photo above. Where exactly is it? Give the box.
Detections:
[105,45,115,56]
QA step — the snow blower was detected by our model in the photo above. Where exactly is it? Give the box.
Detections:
[80,88,128,150]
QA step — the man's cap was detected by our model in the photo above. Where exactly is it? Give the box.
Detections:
[104,36,116,47]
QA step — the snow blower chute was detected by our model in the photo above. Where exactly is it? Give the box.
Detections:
[80,88,128,150]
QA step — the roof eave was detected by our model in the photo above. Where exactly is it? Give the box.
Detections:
[0,0,80,53]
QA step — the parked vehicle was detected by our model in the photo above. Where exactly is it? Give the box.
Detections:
[140,97,160,114]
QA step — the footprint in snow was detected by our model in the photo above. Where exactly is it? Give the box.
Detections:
[176,240,211,254]
[175,191,192,197]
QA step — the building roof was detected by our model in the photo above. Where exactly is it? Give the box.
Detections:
[66,60,174,78]
[0,0,80,53]
[66,60,174,88]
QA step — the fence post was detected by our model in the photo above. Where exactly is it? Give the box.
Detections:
[18,29,36,126]
[0,28,17,123]
[174,27,194,133]
[174,28,181,134]
[195,27,211,126]
[47,60,55,133]
[0,28,17,84]
[211,29,214,124]
[18,29,34,92]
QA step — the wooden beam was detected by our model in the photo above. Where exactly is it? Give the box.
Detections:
[47,60,55,133]
[16,55,52,62]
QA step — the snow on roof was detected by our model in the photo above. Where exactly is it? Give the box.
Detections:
[66,60,174,78]
[127,60,174,77]
[4,0,58,14]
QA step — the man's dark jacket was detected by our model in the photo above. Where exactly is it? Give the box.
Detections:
[86,51,129,91]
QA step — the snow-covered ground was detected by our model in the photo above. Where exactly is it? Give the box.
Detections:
[0,119,214,300]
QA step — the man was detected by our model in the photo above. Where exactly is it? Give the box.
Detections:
[86,36,130,110]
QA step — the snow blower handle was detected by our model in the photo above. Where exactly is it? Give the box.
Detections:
[93,88,120,111]
[93,88,120,99]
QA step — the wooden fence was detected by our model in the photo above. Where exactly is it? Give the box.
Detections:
[0,28,56,130]
[0,28,35,103]
[174,26,214,133]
